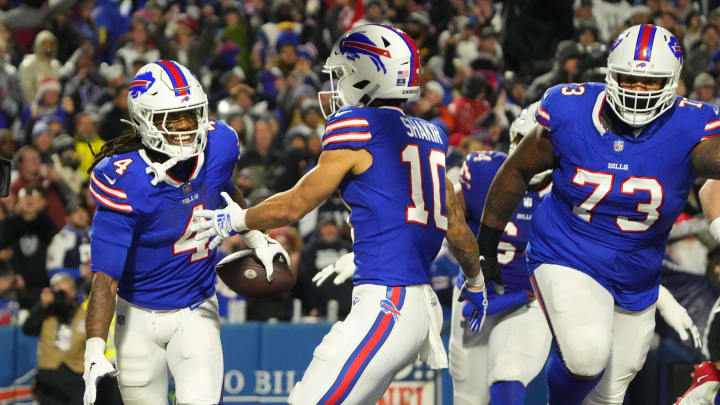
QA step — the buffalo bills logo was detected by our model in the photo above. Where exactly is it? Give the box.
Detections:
[128,71,156,98]
[610,33,626,53]
[635,62,648,68]
[668,36,683,62]
[339,32,391,73]
[380,299,401,321]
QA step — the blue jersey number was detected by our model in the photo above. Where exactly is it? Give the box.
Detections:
[401,144,448,231]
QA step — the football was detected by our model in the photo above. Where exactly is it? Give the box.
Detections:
[216,251,296,298]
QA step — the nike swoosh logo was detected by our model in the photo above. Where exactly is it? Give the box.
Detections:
[189,303,202,311]
[697,374,710,383]
[333,110,352,117]
[102,173,117,185]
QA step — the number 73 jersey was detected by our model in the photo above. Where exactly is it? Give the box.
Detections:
[528,82,720,310]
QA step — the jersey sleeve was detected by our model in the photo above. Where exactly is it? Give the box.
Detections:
[322,107,372,151]
[208,119,241,194]
[89,161,135,214]
[90,206,136,279]
[697,103,720,142]
[460,151,506,226]
[534,84,571,133]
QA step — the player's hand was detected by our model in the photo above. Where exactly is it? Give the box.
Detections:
[312,252,355,286]
[461,301,484,332]
[83,337,117,405]
[458,282,488,333]
[237,230,291,282]
[480,254,502,288]
[191,192,248,249]
[657,285,702,349]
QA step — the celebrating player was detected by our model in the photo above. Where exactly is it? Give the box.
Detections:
[82,60,287,405]
[475,24,720,404]
[192,24,488,404]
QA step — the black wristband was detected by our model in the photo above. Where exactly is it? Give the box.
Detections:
[476,224,503,255]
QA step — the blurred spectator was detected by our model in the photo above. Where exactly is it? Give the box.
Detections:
[627,5,652,28]
[0,36,24,129]
[237,116,283,191]
[456,22,480,67]
[51,134,83,194]
[353,0,391,27]
[149,5,221,77]
[0,258,21,325]
[0,186,56,310]
[474,26,503,71]
[268,227,303,275]
[449,75,492,140]
[18,30,61,103]
[666,213,710,276]
[98,83,130,142]
[220,6,252,78]
[0,129,14,160]
[410,80,454,130]
[9,146,72,228]
[690,72,720,106]
[73,112,104,177]
[574,0,599,36]
[61,47,109,114]
[686,24,720,85]
[46,203,90,280]
[286,99,324,140]
[295,213,352,319]
[684,10,705,51]
[114,16,160,77]
[22,272,85,405]
[524,40,582,105]
[32,120,55,163]
[22,78,70,145]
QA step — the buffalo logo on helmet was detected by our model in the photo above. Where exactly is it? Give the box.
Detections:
[609,33,626,53]
[128,71,156,99]
[667,36,683,63]
[339,32,392,74]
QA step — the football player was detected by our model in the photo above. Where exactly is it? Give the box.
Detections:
[475,24,720,404]
[192,24,488,404]
[81,60,288,405]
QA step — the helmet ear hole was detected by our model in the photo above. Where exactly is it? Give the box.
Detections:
[353,80,370,89]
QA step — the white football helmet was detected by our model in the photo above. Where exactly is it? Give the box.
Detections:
[605,24,683,127]
[510,101,551,187]
[319,24,421,117]
[126,60,209,160]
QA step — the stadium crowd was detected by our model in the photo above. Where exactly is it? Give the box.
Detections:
[1,0,720,398]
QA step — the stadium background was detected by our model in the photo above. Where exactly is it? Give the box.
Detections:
[0,0,719,403]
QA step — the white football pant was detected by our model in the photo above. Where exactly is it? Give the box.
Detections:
[288,284,446,404]
[114,295,223,405]
[530,264,656,405]
[449,286,552,405]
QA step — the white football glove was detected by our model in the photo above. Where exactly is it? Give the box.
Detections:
[219,231,290,282]
[191,192,248,249]
[658,285,702,349]
[312,252,355,287]
[83,337,117,405]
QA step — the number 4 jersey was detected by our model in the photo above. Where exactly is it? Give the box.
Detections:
[322,106,449,286]
[529,82,720,310]
[89,119,240,310]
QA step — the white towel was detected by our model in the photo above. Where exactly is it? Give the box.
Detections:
[417,285,448,369]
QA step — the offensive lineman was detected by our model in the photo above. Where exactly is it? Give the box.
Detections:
[192,24,488,404]
[475,24,720,404]
[82,60,287,405]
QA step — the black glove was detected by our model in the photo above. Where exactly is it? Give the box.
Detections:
[476,224,504,288]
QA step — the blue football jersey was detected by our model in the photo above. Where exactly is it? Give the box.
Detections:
[529,82,720,310]
[323,106,449,286]
[459,151,548,294]
[89,119,240,310]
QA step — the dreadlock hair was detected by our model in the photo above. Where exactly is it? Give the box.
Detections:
[87,132,144,174]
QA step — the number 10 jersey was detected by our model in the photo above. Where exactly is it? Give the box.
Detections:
[528,82,720,310]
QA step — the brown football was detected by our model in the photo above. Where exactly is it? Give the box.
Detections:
[216,252,296,298]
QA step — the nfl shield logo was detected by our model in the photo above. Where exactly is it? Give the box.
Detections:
[614,140,624,152]
[523,197,533,208]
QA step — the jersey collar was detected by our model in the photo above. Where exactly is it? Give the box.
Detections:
[592,91,608,136]
[379,106,405,114]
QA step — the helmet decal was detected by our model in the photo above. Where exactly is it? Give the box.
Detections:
[129,71,156,99]
[610,33,626,53]
[154,60,191,96]
[633,24,657,61]
[339,32,391,73]
[385,25,420,87]
[668,36,683,63]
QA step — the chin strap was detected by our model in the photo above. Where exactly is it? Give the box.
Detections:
[145,156,179,186]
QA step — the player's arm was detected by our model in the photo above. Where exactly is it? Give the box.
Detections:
[700,179,720,243]
[244,149,370,229]
[478,125,555,284]
[445,177,483,287]
[691,136,720,179]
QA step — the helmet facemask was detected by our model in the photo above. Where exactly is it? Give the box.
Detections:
[605,70,677,127]
[131,100,209,161]
[318,64,353,118]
